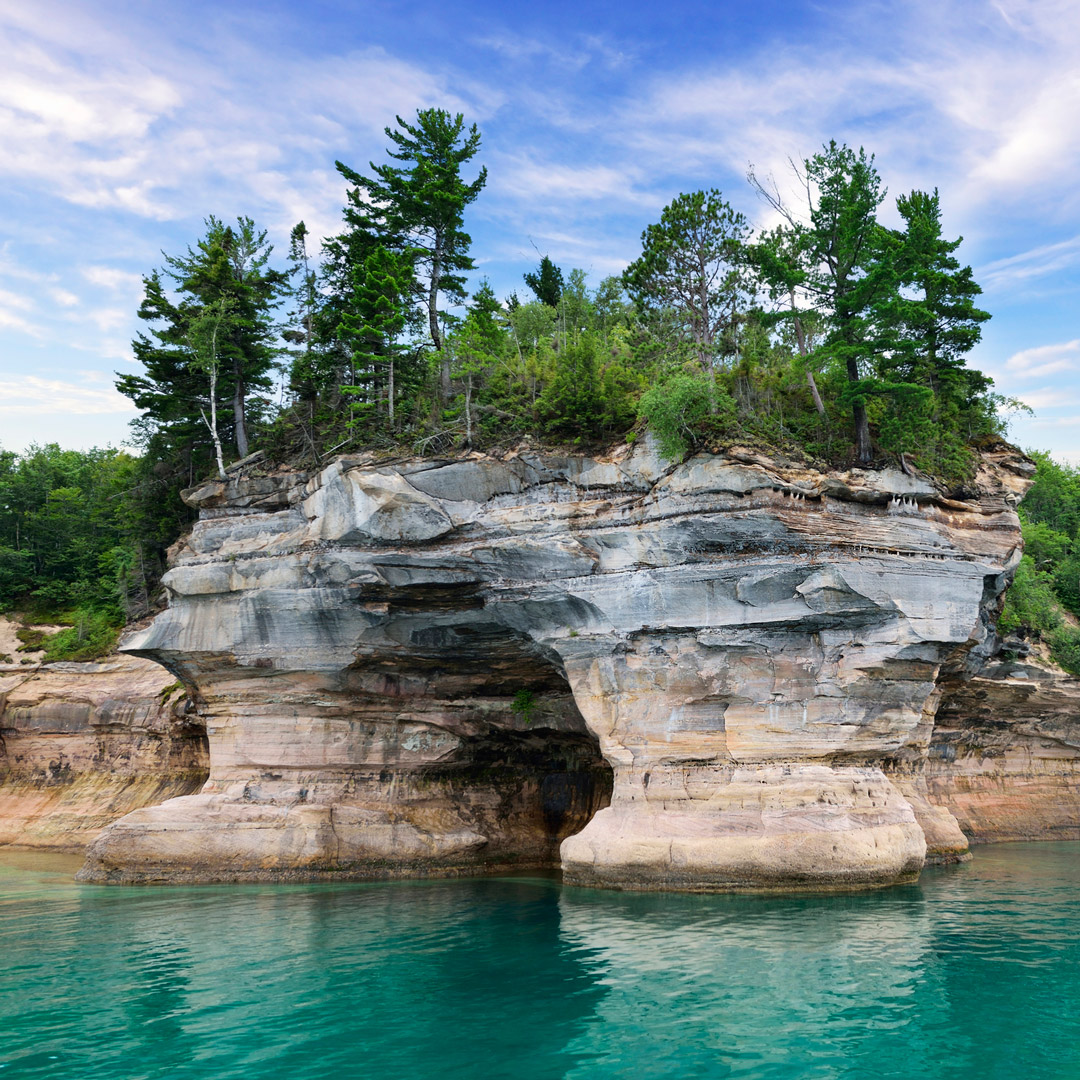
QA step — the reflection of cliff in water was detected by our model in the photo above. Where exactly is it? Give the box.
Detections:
[555,846,1080,1078]
[4,848,1080,1078]
[557,884,944,1076]
[13,875,610,1078]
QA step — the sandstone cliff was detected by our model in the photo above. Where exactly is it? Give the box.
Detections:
[74,442,1036,889]
[929,647,1080,842]
[0,653,208,849]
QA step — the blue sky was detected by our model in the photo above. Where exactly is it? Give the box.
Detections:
[1,0,1078,462]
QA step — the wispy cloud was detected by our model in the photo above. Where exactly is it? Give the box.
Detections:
[980,235,1080,290]
[1015,387,1080,410]
[81,266,145,293]
[1005,339,1080,377]
[0,0,1079,461]
[0,374,137,414]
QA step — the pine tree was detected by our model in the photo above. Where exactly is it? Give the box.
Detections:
[338,246,416,432]
[336,108,487,395]
[116,217,287,465]
[880,189,990,399]
[523,256,564,307]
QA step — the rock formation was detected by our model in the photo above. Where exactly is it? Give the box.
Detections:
[77,442,1035,888]
[0,654,208,849]
[929,648,1080,842]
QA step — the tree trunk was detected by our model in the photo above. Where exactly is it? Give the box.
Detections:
[846,356,872,465]
[388,359,395,426]
[429,237,443,351]
[440,352,451,405]
[790,291,826,418]
[202,367,227,481]
[464,373,473,447]
[232,358,249,458]
[853,401,872,464]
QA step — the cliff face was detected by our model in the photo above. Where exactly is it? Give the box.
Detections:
[0,654,208,849]
[78,443,1033,888]
[929,651,1080,842]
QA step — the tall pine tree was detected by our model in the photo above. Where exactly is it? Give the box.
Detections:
[335,108,487,403]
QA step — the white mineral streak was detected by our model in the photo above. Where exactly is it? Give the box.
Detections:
[78,441,1034,888]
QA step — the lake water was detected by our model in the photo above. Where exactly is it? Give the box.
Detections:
[1,844,1078,1079]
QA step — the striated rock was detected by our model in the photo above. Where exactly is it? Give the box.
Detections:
[79,441,1032,888]
[0,654,208,849]
[927,650,1080,842]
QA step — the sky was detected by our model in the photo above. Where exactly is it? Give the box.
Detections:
[0,0,1078,462]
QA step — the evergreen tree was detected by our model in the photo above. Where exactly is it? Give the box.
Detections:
[747,225,827,416]
[448,282,507,446]
[880,189,991,400]
[117,216,287,464]
[338,246,416,431]
[336,108,487,394]
[623,190,750,371]
[284,221,331,398]
[524,256,564,307]
[802,143,895,465]
[749,144,895,463]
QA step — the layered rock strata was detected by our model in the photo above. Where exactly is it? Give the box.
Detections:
[0,654,208,849]
[79,444,1032,889]
[928,650,1080,842]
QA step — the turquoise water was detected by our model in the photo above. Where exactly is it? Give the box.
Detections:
[2,845,1079,1079]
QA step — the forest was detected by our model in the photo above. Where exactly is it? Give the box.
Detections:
[1,107,1073,670]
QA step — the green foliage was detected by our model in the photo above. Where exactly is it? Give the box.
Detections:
[1021,452,1080,540]
[999,555,1080,677]
[536,335,640,442]
[638,371,737,459]
[524,256,564,307]
[116,215,288,467]
[510,689,536,725]
[623,189,750,370]
[1018,455,1080,620]
[0,443,183,646]
[336,107,487,353]
[999,455,1080,675]
[338,245,417,433]
[999,555,1063,637]
[39,609,123,663]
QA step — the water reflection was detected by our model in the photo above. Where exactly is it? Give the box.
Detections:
[557,885,943,1079]
[1,847,1079,1079]
[1,873,609,1079]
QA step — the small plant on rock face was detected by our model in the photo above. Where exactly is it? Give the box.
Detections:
[511,689,536,725]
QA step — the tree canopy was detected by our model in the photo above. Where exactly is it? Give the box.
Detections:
[112,128,1013,532]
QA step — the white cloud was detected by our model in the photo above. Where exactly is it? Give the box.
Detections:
[81,266,145,293]
[1030,413,1080,428]
[0,287,33,311]
[979,235,1080,290]
[0,309,39,336]
[48,287,79,307]
[1016,387,1080,410]
[492,154,648,206]
[1005,339,1080,375]
[81,307,130,334]
[0,375,137,414]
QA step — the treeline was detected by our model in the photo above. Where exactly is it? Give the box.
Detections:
[0,444,185,660]
[1000,453,1080,675]
[116,111,1014,492]
[0,110,1025,657]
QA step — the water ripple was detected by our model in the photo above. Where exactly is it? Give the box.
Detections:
[0,847,1078,1079]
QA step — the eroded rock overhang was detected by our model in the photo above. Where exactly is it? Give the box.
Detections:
[78,442,1033,888]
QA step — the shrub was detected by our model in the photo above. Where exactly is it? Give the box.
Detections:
[638,371,737,459]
